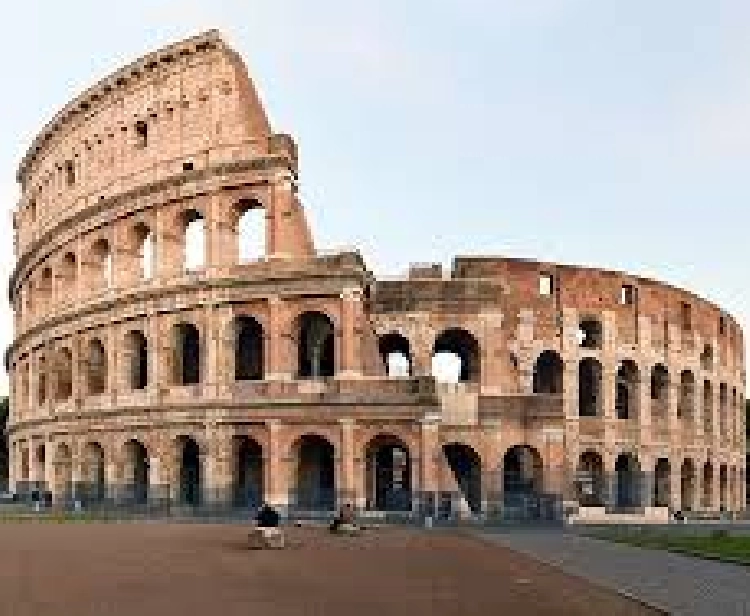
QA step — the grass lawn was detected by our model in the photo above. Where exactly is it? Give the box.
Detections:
[586,529,750,565]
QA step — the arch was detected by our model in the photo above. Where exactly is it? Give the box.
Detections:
[60,252,76,289]
[87,338,107,395]
[615,360,639,420]
[443,443,482,514]
[80,442,105,503]
[293,434,336,510]
[578,317,603,349]
[233,316,264,381]
[378,333,412,377]
[123,439,149,504]
[680,458,696,511]
[39,266,53,310]
[614,452,642,507]
[719,464,728,511]
[177,436,201,506]
[172,322,201,385]
[124,330,148,390]
[650,364,669,413]
[432,328,480,383]
[131,222,154,281]
[53,443,73,503]
[576,450,605,506]
[55,347,73,401]
[654,458,670,507]
[533,350,563,394]
[37,355,47,404]
[296,312,335,378]
[703,380,713,434]
[365,434,412,511]
[181,209,205,271]
[234,198,266,262]
[578,358,602,417]
[700,344,713,371]
[91,238,112,289]
[702,461,713,509]
[232,436,263,508]
[678,370,695,420]
[719,382,728,432]
[503,445,543,497]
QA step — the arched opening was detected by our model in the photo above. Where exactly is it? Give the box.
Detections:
[53,443,73,503]
[232,436,263,508]
[123,439,149,505]
[132,223,153,281]
[443,443,482,514]
[532,350,563,394]
[577,451,605,506]
[235,199,266,262]
[702,461,713,509]
[365,435,412,511]
[432,328,480,383]
[654,458,671,507]
[80,442,105,504]
[650,364,669,421]
[39,267,53,311]
[503,445,543,497]
[124,330,148,390]
[719,464,728,511]
[234,316,264,381]
[615,453,642,508]
[378,333,412,377]
[296,312,335,378]
[37,356,47,405]
[678,370,695,420]
[91,238,112,289]
[177,437,201,506]
[55,347,73,401]
[87,339,107,395]
[60,252,76,292]
[615,360,639,420]
[703,380,713,434]
[719,383,728,433]
[293,434,336,510]
[680,459,696,511]
[181,209,205,272]
[578,358,602,417]
[172,323,201,385]
[578,318,603,349]
[700,344,713,371]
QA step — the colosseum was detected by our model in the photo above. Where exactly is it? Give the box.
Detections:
[5,30,746,520]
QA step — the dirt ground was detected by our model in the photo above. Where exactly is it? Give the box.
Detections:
[0,522,658,615]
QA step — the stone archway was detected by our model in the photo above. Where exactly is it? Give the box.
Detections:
[177,437,201,506]
[442,443,482,515]
[232,436,263,508]
[614,453,642,508]
[80,442,105,504]
[681,459,696,512]
[654,458,671,508]
[123,439,149,505]
[365,434,412,511]
[292,434,336,510]
[577,451,605,506]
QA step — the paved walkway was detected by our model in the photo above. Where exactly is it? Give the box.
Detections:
[478,529,750,616]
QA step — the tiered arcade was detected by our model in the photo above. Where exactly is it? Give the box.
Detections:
[6,31,746,516]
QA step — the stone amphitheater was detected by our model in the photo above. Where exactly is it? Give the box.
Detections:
[5,30,746,519]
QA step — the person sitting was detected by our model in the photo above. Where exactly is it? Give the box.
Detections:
[255,503,280,528]
[329,503,358,534]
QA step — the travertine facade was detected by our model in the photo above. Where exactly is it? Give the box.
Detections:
[5,31,746,515]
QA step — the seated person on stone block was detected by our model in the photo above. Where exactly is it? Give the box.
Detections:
[255,503,280,528]
[329,504,357,533]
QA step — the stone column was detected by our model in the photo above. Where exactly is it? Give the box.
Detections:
[338,288,363,379]
[266,296,291,380]
[419,419,440,516]
[205,425,232,505]
[479,311,504,395]
[669,459,682,511]
[338,419,356,506]
[264,421,287,508]
[267,175,295,259]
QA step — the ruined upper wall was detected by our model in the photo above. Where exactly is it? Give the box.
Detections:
[372,255,744,371]
[13,30,284,258]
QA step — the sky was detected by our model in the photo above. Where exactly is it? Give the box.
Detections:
[0,0,748,393]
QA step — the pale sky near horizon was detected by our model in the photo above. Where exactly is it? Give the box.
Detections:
[0,0,748,395]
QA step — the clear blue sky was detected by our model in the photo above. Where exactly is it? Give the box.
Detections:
[0,0,747,394]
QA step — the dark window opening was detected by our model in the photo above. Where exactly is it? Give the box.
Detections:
[135,121,148,148]
[65,160,75,186]
[621,284,636,305]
